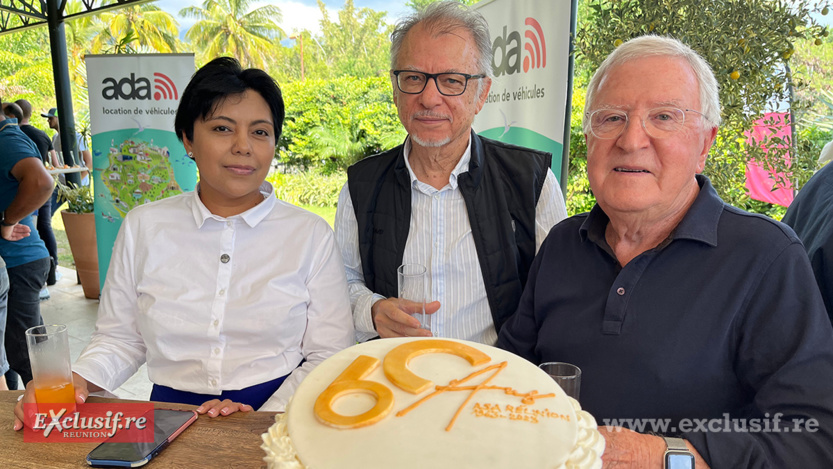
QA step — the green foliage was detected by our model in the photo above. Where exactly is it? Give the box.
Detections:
[575,0,830,210]
[57,182,94,214]
[280,76,405,171]
[567,158,597,216]
[802,89,833,132]
[317,0,393,78]
[267,171,346,207]
[406,0,479,10]
[567,79,597,216]
[180,0,284,69]
[0,30,55,121]
[89,5,179,54]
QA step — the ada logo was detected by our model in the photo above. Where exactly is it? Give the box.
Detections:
[492,18,547,77]
[102,72,179,101]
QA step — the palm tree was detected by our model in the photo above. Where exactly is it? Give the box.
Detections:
[88,3,179,54]
[180,0,285,69]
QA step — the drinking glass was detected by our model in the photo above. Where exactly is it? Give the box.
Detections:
[397,263,431,333]
[26,324,75,411]
[539,362,581,401]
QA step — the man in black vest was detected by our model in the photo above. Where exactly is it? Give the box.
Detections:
[334,1,566,345]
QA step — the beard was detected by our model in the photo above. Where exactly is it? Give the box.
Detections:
[410,134,452,148]
[408,111,454,148]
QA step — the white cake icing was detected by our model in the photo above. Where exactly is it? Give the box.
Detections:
[262,338,604,469]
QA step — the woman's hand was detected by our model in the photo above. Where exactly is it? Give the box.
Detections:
[13,373,90,431]
[196,399,253,418]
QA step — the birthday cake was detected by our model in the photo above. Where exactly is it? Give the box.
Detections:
[262,338,604,469]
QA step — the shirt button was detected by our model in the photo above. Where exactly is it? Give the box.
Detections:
[214,347,221,355]
[213,319,219,327]
[218,289,225,296]
[220,254,230,263]
[210,378,217,386]
[617,287,625,296]
[226,221,233,228]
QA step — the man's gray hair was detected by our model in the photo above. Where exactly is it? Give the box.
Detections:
[390,0,493,78]
[583,35,721,133]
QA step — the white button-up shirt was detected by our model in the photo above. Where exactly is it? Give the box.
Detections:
[335,138,567,345]
[74,183,354,411]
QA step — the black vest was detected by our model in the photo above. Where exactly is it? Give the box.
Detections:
[347,132,551,333]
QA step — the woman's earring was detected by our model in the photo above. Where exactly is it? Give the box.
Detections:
[187,151,194,159]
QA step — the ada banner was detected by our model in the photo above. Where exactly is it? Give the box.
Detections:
[473,0,576,186]
[86,54,197,291]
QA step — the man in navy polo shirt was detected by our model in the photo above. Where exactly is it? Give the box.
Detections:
[498,36,833,468]
[0,101,54,390]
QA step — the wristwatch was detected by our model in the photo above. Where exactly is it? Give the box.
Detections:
[0,211,13,227]
[663,436,694,469]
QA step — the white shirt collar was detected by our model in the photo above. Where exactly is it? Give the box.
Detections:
[402,136,473,190]
[190,181,276,228]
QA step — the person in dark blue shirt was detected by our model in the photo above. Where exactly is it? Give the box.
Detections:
[782,159,833,323]
[498,36,833,469]
[0,105,54,390]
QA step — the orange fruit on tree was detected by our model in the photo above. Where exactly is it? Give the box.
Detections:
[730,70,740,80]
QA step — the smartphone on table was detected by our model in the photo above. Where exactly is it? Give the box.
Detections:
[86,409,198,467]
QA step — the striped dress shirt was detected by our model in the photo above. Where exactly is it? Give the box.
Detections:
[334,138,567,344]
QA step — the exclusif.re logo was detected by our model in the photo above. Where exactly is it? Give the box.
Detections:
[492,17,547,77]
[102,72,179,101]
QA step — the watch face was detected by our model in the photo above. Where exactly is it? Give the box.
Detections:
[666,452,695,469]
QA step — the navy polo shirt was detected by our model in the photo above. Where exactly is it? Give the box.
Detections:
[783,162,833,323]
[498,175,833,468]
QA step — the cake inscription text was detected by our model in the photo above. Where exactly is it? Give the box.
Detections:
[314,340,556,431]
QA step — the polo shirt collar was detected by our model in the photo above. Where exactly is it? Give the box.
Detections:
[580,174,723,248]
[0,118,19,133]
[402,136,472,190]
[190,181,275,228]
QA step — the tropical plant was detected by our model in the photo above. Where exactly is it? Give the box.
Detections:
[406,0,479,10]
[88,4,179,54]
[57,182,94,213]
[180,0,285,69]
[280,75,404,171]
[0,29,54,119]
[267,172,346,207]
[317,0,392,78]
[802,89,833,132]
[574,0,830,211]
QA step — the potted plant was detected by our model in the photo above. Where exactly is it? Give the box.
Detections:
[57,182,99,299]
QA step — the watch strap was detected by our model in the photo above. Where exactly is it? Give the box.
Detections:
[663,436,694,469]
[663,436,689,451]
[0,211,14,227]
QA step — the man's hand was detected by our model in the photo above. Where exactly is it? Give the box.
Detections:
[371,298,440,338]
[0,223,31,241]
[599,426,710,469]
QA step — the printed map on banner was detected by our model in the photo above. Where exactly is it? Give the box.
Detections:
[100,136,187,217]
[86,54,196,290]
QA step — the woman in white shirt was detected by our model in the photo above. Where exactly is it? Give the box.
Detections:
[14,57,354,428]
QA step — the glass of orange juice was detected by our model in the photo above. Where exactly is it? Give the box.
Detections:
[25,324,76,412]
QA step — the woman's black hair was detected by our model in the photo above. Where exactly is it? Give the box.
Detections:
[174,57,285,144]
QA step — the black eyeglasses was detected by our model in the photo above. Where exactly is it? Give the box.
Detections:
[392,70,486,96]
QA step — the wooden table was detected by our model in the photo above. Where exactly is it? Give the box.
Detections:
[0,391,278,468]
